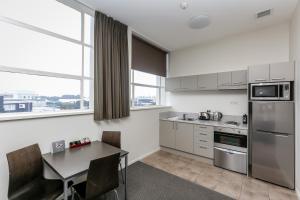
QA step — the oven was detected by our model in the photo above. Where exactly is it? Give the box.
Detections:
[214,128,247,174]
[250,82,292,101]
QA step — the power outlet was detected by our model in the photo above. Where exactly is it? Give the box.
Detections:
[230,101,239,105]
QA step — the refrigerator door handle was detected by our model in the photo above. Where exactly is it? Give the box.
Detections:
[256,129,289,137]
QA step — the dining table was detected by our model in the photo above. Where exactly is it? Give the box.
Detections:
[43,141,129,200]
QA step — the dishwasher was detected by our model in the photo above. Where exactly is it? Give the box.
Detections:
[213,127,247,174]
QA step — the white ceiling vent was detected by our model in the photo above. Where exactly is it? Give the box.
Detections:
[256,9,272,19]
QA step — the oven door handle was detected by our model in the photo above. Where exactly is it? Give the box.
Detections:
[214,147,246,155]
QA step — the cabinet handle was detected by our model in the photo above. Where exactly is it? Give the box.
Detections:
[199,146,207,149]
[233,82,243,85]
[271,77,285,81]
[199,140,208,142]
[221,83,230,86]
[200,133,207,136]
[199,126,207,129]
[255,78,266,82]
[198,86,206,89]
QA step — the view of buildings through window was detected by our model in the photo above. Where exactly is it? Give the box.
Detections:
[0,0,94,114]
[131,70,165,107]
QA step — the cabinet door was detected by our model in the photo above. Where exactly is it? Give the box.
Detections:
[165,78,181,91]
[197,73,218,90]
[180,76,197,90]
[270,62,294,82]
[231,70,247,89]
[217,72,232,89]
[159,120,175,148]
[175,122,194,153]
[248,64,270,83]
[232,70,247,85]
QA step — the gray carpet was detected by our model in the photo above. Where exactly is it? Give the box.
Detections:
[113,161,233,200]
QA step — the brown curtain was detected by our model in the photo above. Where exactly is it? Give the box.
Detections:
[94,11,129,120]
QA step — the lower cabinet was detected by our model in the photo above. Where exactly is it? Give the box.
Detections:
[193,125,214,159]
[160,120,214,158]
[159,120,176,149]
[175,122,194,153]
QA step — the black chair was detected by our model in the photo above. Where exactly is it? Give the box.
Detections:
[71,153,120,200]
[6,144,64,200]
[102,131,124,184]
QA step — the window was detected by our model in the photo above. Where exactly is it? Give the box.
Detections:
[130,70,165,107]
[0,0,94,115]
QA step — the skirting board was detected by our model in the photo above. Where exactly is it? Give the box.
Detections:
[125,147,161,167]
[160,146,213,165]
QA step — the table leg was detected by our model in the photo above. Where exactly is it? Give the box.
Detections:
[125,155,128,200]
[64,180,68,200]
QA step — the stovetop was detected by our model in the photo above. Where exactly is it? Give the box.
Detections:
[224,121,240,126]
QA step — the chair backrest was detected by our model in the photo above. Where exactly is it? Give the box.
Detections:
[85,153,120,200]
[102,131,121,148]
[6,144,43,198]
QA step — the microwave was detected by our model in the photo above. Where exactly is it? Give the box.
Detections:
[250,82,292,101]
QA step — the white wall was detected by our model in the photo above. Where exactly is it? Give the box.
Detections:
[290,1,300,194]
[169,23,290,77]
[167,23,290,115]
[0,108,169,200]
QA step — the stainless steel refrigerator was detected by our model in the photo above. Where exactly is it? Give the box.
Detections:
[250,101,295,189]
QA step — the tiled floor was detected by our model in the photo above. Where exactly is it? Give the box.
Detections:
[142,150,298,200]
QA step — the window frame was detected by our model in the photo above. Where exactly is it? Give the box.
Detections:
[0,0,94,116]
[130,69,165,108]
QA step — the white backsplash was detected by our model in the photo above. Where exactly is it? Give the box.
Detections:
[166,90,248,116]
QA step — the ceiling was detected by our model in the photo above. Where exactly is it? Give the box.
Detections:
[78,0,298,51]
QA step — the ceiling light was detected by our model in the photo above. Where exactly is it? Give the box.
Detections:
[180,1,188,10]
[189,15,210,29]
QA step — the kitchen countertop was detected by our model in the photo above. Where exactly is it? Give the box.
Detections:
[160,117,248,130]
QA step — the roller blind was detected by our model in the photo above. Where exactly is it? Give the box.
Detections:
[132,35,167,77]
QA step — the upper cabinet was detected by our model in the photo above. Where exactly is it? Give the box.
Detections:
[218,70,247,89]
[248,62,294,83]
[197,73,218,90]
[165,76,197,91]
[165,78,181,91]
[232,70,247,86]
[166,70,247,92]
[248,64,270,83]
[180,76,198,90]
[217,72,232,89]
[270,62,294,82]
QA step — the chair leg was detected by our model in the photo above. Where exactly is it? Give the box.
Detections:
[119,162,124,184]
[114,189,119,200]
[71,187,75,200]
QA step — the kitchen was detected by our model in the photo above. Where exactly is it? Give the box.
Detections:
[144,17,298,198]
[158,60,294,177]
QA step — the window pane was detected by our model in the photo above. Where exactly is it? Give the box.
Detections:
[83,80,92,109]
[0,21,82,75]
[0,72,82,113]
[84,47,93,77]
[133,86,158,107]
[84,14,94,45]
[133,70,159,86]
[0,0,81,40]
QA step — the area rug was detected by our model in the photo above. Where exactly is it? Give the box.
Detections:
[113,161,233,200]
